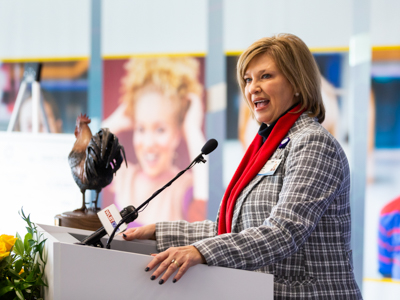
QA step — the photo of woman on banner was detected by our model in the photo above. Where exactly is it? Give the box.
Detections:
[102,57,207,225]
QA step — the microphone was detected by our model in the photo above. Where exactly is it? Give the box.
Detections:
[104,139,218,249]
[201,138,218,155]
[78,205,138,247]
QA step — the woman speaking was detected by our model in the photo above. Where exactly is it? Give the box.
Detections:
[123,33,362,299]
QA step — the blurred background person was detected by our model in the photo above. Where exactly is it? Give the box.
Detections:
[17,92,63,133]
[378,195,400,279]
[102,57,208,225]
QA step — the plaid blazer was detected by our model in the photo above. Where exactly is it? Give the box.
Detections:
[156,113,362,299]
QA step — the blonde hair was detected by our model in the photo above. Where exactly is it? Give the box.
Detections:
[237,33,325,123]
[121,57,202,124]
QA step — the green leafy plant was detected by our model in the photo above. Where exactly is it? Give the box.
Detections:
[0,209,47,300]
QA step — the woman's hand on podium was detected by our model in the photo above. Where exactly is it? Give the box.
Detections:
[145,245,206,284]
[122,224,156,241]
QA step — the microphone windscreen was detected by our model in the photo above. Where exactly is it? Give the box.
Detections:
[201,139,218,155]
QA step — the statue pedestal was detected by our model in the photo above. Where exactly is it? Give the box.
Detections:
[54,210,102,231]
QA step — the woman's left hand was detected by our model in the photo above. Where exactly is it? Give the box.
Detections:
[145,245,206,284]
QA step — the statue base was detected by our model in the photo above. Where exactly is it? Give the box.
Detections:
[55,210,102,231]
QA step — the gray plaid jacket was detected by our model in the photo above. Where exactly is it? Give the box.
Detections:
[156,113,362,299]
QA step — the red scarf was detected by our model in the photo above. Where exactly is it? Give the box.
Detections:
[217,104,304,234]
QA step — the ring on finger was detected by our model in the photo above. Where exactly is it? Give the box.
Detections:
[171,258,181,268]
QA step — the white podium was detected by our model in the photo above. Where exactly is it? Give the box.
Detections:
[39,224,273,300]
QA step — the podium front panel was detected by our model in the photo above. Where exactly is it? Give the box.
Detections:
[39,224,273,300]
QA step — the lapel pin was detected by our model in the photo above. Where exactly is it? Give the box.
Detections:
[278,137,290,149]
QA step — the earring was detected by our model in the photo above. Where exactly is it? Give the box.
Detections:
[295,92,299,97]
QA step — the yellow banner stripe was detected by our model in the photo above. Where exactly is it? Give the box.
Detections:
[103,52,206,60]
[373,45,400,51]
[309,46,349,53]
[225,47,350,56]
[226,45,400,56]
[1,53,206,63]
[225,50,245,56]
[2,45,399,62]
[364,277,400,284]
[1,56,88,63]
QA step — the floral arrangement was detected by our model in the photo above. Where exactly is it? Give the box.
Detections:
[0,209,47,300]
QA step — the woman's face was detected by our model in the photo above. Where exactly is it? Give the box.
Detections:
[244,53,296,125]
[133,90,181,177]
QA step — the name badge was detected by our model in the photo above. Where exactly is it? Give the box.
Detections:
[258,159,282,176]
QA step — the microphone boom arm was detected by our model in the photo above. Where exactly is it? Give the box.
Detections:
[105,152,208,249]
